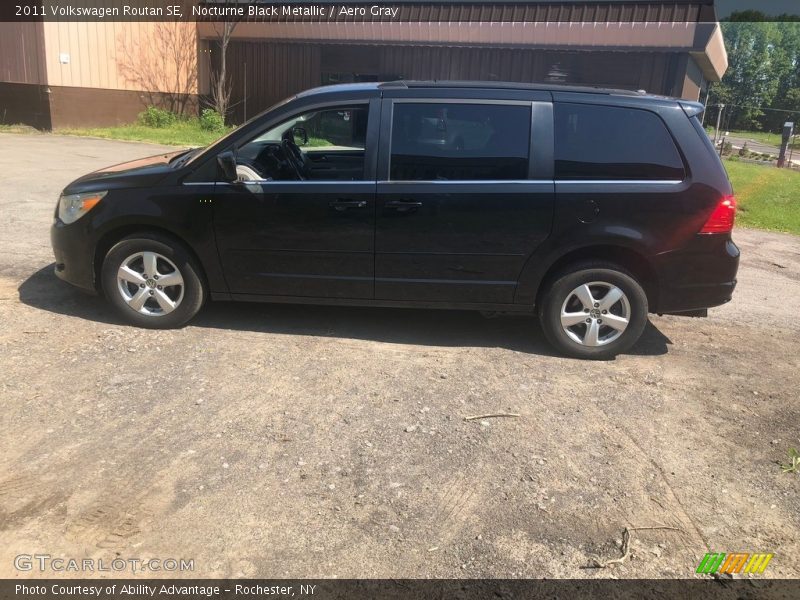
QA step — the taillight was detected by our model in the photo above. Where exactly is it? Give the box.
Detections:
[700,195,736,234]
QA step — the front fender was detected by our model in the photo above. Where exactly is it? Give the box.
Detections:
[90,186,229,295]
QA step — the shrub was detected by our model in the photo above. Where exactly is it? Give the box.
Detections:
[200,108,225,132]
[138,106,177,128]
[720,140,733,156]
[739,142,749,157]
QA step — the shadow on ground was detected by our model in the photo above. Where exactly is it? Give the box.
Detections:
[18,264,671,357]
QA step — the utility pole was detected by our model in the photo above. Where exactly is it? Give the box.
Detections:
[714,104,725,145]
[701,88,711,126]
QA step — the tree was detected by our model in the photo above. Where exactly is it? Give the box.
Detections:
[204,0,254,125]
[117,23,198,115]
[714,20,783,129]
[766,20,800,130]
[711,12,800,132]
[210,20,238,124]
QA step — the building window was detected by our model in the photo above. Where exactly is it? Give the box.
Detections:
[554,103,685,180]
[389,103,531,181]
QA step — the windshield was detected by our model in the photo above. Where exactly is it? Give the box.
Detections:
[185,94,300,165]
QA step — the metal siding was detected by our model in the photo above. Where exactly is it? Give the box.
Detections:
[41,20,199,94]
[0,22,47,84]
[220,41,321,124]
[222,42,681,124]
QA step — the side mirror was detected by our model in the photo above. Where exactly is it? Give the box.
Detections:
[292,127,309,146]
[217,150,237,182]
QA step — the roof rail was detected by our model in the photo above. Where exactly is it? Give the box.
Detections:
[378,80,647,96]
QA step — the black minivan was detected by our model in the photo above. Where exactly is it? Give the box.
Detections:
[51,81,739,359]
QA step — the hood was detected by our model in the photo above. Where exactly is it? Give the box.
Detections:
[63,149,191,194]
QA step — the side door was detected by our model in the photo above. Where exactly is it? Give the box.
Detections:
[212,98,380,299]
[374,92,555,304]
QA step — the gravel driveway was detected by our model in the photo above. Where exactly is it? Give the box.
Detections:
[1,133,798,579]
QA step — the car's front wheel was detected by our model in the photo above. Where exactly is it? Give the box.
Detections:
[539,262,648,360]
[101,233,205,329]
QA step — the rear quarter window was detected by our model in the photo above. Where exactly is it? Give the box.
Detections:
[554,103,686,181]
[689,114,730,177]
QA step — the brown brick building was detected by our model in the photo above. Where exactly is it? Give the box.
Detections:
[0,1,728,129]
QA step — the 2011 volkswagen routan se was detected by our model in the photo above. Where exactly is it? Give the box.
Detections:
[51,81,739,359]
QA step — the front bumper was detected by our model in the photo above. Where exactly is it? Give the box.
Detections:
[653,234,740,313]
[51,219,97,293]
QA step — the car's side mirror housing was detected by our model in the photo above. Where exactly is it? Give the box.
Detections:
[217,150,237,182]
[292,127,309,146]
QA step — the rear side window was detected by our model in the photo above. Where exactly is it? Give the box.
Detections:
[390,103,530,181]
[554,103,685,180]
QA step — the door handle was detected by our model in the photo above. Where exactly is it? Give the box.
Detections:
[385,199,423,211]
[329,199,367,211]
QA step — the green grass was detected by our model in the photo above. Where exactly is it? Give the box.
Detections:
[3,119,337,148]
[305,136,335,147]
[56,120,234,147]
[724,158,800,234]
[779,448,800,474]
[0,123,40,134]
[707,127,799,150]
[2,119,233,146]
[3,120,331,148]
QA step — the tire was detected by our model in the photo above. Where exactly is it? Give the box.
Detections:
[101,233,205,329]
[538,262,648,360]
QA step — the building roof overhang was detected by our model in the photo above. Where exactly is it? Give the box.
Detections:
[198,18,728,81]
[197,2,727,80]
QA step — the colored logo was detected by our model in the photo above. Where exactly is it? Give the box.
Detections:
[696,552,774,574]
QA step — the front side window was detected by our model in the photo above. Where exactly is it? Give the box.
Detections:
[554,103,685,180]
[236,105,369,181]
[389,103,531,181]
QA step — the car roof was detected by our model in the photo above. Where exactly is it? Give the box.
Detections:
[289,80,698,118]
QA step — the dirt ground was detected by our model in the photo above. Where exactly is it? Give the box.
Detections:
[0,133,798,579]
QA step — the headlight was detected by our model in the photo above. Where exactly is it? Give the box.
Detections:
[58,191,107,224]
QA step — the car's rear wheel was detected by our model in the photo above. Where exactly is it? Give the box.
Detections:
[539,263,648,359]
[101,234,205,329]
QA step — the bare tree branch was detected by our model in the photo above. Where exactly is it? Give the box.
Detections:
[117,22,198,115]
[209,20,238,123]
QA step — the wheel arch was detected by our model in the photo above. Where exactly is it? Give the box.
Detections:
[93,224,210,294]
[532,245,659,311]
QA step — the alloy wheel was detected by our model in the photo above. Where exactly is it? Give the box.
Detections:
[116,251,184,316]
[559,281,631,347]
